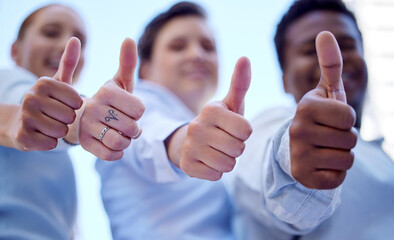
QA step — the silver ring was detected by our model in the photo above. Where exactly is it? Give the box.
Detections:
[98,126,110,142]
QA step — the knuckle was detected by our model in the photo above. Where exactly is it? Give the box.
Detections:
[202,103,218,116]
[182,141,197,159]
[64,110,77,125]
[179,158,192,173]
[95,85,112,100]
[291,159,311,183]
[82,102,96,116]
[36,77,54,91]
[100,150,114,161]
[349,131,358,148]
[222,158,236,173]
[296,99,313,117]
[54,124,69,138]
[343,151,355,170]
[342,111,356,129]
[111,136,129,151]
[239,142,246,155]
[79,135,87,147]
[290,145,305,161]
[79,115,89,128]
[124,122,139,137]
[132,99,145,120]
[207,171,223,181]
[319,171,346,189]
[290,166,303,183]
[187,121,202,136]
[20,112,34,128]
[289,122,305,140]
[328,175,346,189]
[233,142,245,158]
[38,137,57,151]
[15,132,28,148]
[289,122,298,138]
[71,96,83,110]
[182,140,192,153]
[46,138,58,150]
[22,92,34,103]
[185,170,196,178]
[22,93,40,110]
[239,120,253,141]
[244,122,253,139]
[348,106,357,125]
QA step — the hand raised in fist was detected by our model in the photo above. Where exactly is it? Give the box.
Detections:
[10,37,83,151]
[289,31,358,189]
[80,38,145,161]
[177,57,253,181]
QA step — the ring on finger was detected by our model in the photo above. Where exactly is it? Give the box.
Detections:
[98,126,110,142]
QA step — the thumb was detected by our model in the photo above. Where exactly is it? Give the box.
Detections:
[222,57,251,115]
[113,38,137,93]
[53,37,81,85]
[316,31,346,103]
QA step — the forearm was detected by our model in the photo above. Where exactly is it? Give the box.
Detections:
[118,109,189,183]
[63,97,87,145]
[0,103,22,150]
[164,124,188,168]
[262,121,340,233]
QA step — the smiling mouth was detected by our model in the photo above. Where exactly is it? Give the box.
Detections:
[45,58,60,71]
[342,70,359,83]
[185,72,213,81]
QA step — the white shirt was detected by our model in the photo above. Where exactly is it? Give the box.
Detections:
[96,81,234,240]
[232,106,394,240]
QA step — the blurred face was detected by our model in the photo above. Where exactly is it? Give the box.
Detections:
[143,16,218,114]
[282,11,367,127]
[12,5,87,84]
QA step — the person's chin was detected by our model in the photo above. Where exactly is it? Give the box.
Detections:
[186,71,213,80]
[43,68,58,77]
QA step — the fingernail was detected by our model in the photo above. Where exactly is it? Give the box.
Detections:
[131,126,142,139]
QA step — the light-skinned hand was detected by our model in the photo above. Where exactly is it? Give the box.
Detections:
[9,37,83,151]
[179,57,253,181]
[79,38,145,161]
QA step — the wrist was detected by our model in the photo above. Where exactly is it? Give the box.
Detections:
[0,104,27,151]
[64,96,87,145]
[165,124,188,168]
[62,137,79,146]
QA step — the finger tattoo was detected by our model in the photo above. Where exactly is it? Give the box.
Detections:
[105,109,119,122]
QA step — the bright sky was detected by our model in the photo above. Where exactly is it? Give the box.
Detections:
[0,0,293,239]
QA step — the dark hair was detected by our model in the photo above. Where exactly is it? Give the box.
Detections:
[274,0,362,70]
[138,1,206,77]
[17,4,64,40]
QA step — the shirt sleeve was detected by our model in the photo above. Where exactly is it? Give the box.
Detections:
[0,67,36,104]
[121,107,188,183]
[233,108,341,235]
[262,120,341,233]
[0,68,70,151]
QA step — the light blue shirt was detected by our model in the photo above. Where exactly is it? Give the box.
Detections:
[0,147,76,240]
[0,67,76,240]
[96,81,233,240]
[233,107,394,240]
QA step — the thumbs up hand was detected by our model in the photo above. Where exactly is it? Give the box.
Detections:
[10,37,83,151]
[289,31,358,189]
[79,38,145,161]
[179,57,252,181]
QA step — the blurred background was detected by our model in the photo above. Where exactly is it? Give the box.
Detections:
[0,0,392,239]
